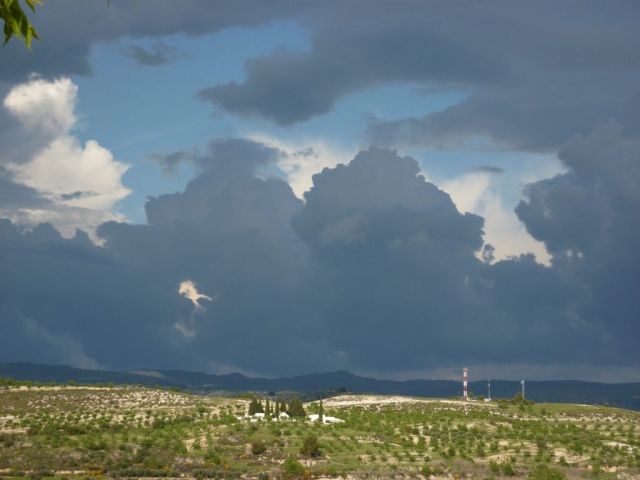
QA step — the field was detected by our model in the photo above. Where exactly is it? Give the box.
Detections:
[1,386,639,480]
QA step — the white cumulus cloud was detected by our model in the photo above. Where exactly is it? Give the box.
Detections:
[3,76,77,135]
[2,77,131,238]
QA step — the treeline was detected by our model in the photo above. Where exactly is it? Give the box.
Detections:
[246,395,307,417]
[298,387,349,402]
[496,391,535,407]
[0,377,91,388]
[0,376,186,392]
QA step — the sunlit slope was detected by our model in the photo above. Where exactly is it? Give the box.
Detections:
[1,387,639,479]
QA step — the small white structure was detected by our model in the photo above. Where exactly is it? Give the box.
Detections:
[236,412,290,422]
[307,414,344,424]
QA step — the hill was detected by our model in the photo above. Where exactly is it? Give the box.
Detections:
[1,362,639,410]
[0,387,639,479]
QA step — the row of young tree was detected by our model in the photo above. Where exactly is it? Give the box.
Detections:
[247,396,311,418]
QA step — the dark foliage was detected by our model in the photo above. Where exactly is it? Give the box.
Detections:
[252,441,266,455]
[288,397,306,417]
[300,434,320,457]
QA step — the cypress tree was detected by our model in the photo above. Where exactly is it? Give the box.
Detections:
[281,399,287,414]
[274,398,280,420]
[248,398,259,415]
[265,398,271,420]
[289,397,306,417]
[318,396,324,423]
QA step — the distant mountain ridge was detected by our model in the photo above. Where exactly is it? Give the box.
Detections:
[1,362,639,411]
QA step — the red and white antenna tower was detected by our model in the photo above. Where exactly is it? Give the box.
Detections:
[463,367,468,400]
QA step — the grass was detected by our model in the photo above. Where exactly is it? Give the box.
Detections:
[0,387,639,479]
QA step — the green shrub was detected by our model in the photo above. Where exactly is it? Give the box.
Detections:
[501,462,515,477]
[252,440,266,455]
[527,465,566,480]
[282,457,305,477]
[300,434,320,456]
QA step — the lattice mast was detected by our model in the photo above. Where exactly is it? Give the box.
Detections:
[463,367,468,400]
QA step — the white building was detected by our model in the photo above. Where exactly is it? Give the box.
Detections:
[236,411,291,422]
[307,414,344,424]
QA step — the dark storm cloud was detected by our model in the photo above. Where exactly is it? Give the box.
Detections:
[292,147,484,251]
[472,166,505,175]
[145,138,287,224]
[366,84,640,152]
[0,0,305,82]
[515,121,640,362]
[287,148,616,372]
[0,138,308,373]
[196,24,507,126]
[0,140,637,375]
[120,42,192,67]
[0,306,100,370]
[1,1,636,155]
[1,2,638,378]
[479,254,611,365]
[106,143,640,372]
[289,147,489,369]
[0,152,306,373]
[195,2,639,150]
[516,122,640,259]
[0,218,197,371]
[3,2,637,153]
[96,138,311,373]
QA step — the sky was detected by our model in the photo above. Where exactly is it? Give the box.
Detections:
[0,0,639,382]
